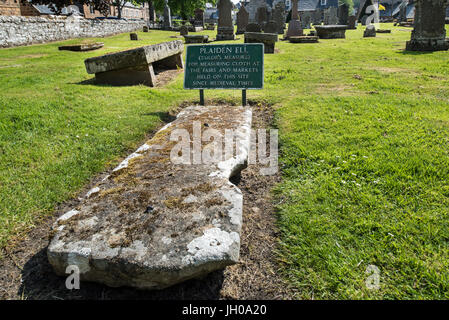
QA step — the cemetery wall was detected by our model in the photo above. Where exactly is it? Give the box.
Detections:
[0,15,146,48]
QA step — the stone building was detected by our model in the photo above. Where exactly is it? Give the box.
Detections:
[0,0,41,16]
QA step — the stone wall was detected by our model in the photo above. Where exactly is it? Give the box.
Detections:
[0,15,146,48]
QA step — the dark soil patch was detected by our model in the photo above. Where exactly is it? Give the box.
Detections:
[0,102,293,300]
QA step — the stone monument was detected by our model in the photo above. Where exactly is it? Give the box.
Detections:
[285,0,303,39]
[163,0,172,29]
[256,6,269,29]
[194,8,205,27]
[406,0,449,51]
[338,3,349,25]
[272,2,286,34]
[236,5,249,35]
[216,0,235,40]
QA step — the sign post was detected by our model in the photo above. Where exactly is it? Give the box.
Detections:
[184,44,264,106]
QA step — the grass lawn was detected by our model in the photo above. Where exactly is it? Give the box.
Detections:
[1,24,449,299]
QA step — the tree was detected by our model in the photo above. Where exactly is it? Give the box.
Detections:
[112,0,127,19]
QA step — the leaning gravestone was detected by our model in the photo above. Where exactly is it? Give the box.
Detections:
[338,3,349,25]
[236,5,249,35]
[272,2,286,34]
[48,103,252,290]
[216,0,235,40]
[84,40,184,87]
[285,0,303,39]
[406,0,449,51]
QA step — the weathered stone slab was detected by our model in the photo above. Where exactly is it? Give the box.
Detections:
[84,40,184,87]
[314,25,347,39]
[48,105,253,290]
[184,35,209,44]
[246,23,262,33]
[289,36,319,43]
[130,33,138,41]
[58,42,104,52]
[244,32,278,53]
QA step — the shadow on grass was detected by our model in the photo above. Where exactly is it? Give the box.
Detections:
[18,246,225,300]
[398,49,437,55]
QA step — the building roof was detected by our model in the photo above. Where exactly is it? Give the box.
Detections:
[298,0,319,12]
[31,4,81,15]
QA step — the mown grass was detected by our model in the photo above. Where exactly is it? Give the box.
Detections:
[1,24,449,299]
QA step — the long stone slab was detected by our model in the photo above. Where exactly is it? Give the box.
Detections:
[84,40,184,86]
[47,105,252,290]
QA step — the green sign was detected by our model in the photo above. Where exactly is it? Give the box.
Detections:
[184,44,264,90]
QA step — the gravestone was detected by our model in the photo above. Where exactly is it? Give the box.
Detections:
[246,22,262,33]
[184,34,209,44]
[163,0,172,29]
[246,0,269,22]
[338,3,349,25]
[143,26,149,32]
[348,15,357,29]
[398,0,408,23]
[324,7,338,25]
[272,2,286,34]
[59,42,104,52]
[194,8,205,27]
[245,32,278,54]
[300,12,313,29]
[314,25,347,39]
[363,24,376,37]
[130,33,138,40]
[256,6,269,28]
[236,6,249,35]
[264,20,278,34]
[406,0,449,51]
[312,9,322,25]
[216,0,235,40]
[180,25,189,36]
[84,40,184,87]
[285,0,303,39]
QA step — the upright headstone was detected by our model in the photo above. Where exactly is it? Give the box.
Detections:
[312,9,322,25]
[216,0,235,40]
[338,3,349,25]
[194,8,205,27]
[285,0,303,39]
[246,0,269,23]
[163,0,172,29]
[272,2,286,34]
[363,24,376,37]
[348,15,357,29]
[180,25,189,36]
[406,0,449,51]
[324,7,338,25]
[300,12,312,29]
[149,1,156,22]
[398,0,408,23]
[264,20,278,34]
[236,5,249,34]
[246,22,262,33]
[256,6,269,28]
[130,33,138,40]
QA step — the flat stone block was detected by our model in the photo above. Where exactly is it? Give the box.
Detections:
[183,35,209,44]
[289,36,319,43]
[84,40,184,87]
[58,42,104,52]
[314,25,347,39]
[47,105,252,290]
